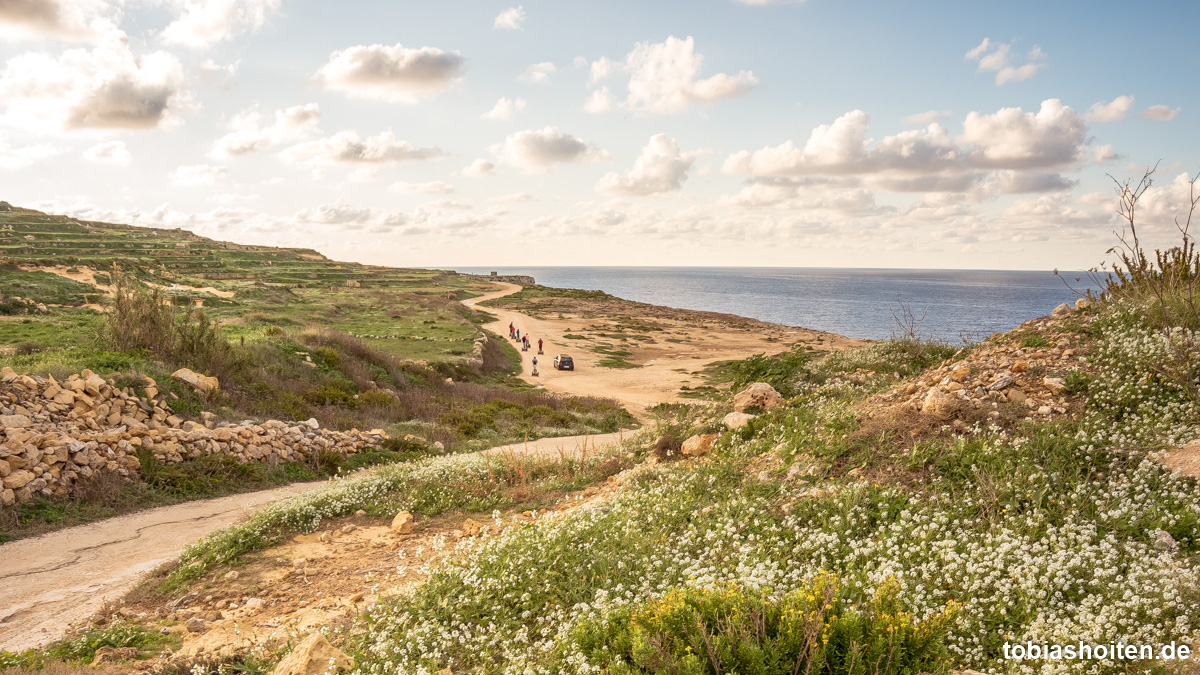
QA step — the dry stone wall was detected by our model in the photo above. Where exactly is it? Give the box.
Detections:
[0,366,388,507]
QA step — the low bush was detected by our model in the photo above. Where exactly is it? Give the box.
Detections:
[571,575,956,675]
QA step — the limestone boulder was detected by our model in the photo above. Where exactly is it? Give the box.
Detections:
[733,382,783,413]
[172,368,219,393]
[681,433,719,457]
[270,633,353,675]
[391,510,414,535]
[722,412,756,429]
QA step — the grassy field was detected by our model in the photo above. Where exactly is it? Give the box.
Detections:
[0,204,636,539]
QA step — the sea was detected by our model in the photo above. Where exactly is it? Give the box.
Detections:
[453,267,1104,343]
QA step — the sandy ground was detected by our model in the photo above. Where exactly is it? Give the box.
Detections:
[467,283,866,418]
[0,482,327,653]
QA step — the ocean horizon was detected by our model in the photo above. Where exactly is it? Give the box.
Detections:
[453,266,1104,342]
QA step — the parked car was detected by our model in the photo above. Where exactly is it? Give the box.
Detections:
[553,354,574,371]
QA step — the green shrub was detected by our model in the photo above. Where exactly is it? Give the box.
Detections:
[728,348,815,398]
[1020,334,1051,349]
[570,575,955,675]
[45,620,174,663]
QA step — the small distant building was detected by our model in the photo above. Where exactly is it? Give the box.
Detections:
[490,271,497,277]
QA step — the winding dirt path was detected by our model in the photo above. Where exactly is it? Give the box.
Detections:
[0,482,327,653]
[0,428,629,653]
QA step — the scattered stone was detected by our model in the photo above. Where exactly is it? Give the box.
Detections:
[92,646,139,664]
[224,570,240,581]
[461,518,484,537]
[269,632,354,675]
[986,376,1013,392]
[172,368,219,392]
[920,388,958,418]
[185,617,209,633]
[355,509,366,517]
[681,433,718,457]
[722,412,756,429]
[1154,529,1180,554]
[243,597,265,610]
[1043,377,1066,393]
[1052,302,1072,316]
[732,382,783,413]
[391,511,414,535]
[1075,297,1094,310]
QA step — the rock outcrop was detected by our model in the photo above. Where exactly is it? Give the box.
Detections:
[270,633,353,675]
[733,382,783,413]
[0,367,388,507]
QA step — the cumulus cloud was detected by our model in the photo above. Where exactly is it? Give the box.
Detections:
[596,133,697,195]
[0,0,116,42]
[621,36,757,114]
[0,140,65,169]
[463,158,495,177]
[171,163,229,186]
[199,58,240,86]
[495,192,536,202]
[904,110,951,125]
[210,103,320,158]
[0,33,186,133]
[1092,144,1120,164]
[314,43,464,103]
[583,87,614,114]
[1139,104,1180,121]
[389,180,454,194]
[1086,95,1134,122]
[588,57,617,84]
[723,99,1087,193]
[481,96,527,121]
[492,126,609,171]
[518,62,556,84]
[159,0,280,48]
[493,6,525,30]
[281,129,442,166]
[965,38,1045,85]
[295,198,373,225]
[990,170,1076,194]
[83,140,130,165]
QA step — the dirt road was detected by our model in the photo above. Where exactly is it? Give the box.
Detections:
[0,482,329,653]
[466,282,853,417]
[0,427,630,653]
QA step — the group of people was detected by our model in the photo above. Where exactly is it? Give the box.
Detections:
[508,321,544,376]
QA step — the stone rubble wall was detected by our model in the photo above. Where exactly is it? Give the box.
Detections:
[0,367,388,507]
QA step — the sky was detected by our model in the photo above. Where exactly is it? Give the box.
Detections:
[0,0,1197,270]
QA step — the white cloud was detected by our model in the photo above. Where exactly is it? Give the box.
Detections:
[596,134,696,196]
[959,99,1086,169]
[83,140,130,165]
[463,158,495,177]
[965,38,1045,85]
[0,0,116,42]
[904,110,950,125]
[0,140,65,169]
[389,180,454,194]
[159,0,280,48]
[295,199,373,225]
[723,100,1087,192]
[990,170,1076,194]
[492,126,609,171]
[1139,104,1180,121]
[518,61,556,84]
[210,103,321,158]
[170,163,229,186]
[619,36,757,114]
[495,192,536,202]
[199,58,240,86]
[493,6,525,30]
[1086,95,1134,122]
[314,43,464,103]
[0,32,186,133]
[1092,144,1120,164]
[583,87,613,114]
[481,96,527,121]
[281,129,442,166]
[588,57,617,84]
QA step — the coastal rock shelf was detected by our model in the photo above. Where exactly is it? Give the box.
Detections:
[0,366,388,507]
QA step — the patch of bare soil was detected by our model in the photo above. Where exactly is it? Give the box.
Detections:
[117,473,631,665]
